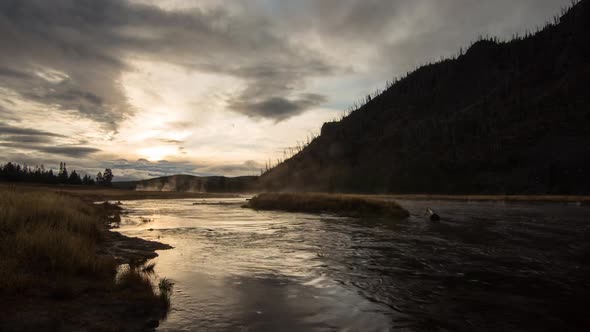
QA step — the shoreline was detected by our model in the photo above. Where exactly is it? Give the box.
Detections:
[97,201,173,264]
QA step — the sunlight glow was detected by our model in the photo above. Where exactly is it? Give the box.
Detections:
[138,146,179,161]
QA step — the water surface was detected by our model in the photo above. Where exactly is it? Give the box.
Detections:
[117,198,590,331]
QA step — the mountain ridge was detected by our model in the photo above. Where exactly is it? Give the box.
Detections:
[258,0,590,195]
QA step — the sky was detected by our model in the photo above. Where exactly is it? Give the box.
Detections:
[0,0,572,180]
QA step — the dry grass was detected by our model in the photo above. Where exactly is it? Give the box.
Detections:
[246,192,410,218]
[158,278,174,309]
[0,190,116,292]
[116,265,174,310]
[116,265,156,293]
[0,186,173,330]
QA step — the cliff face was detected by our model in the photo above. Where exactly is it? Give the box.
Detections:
[260,1,590,194]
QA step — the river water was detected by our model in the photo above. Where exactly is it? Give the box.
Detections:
[116,197,590,331]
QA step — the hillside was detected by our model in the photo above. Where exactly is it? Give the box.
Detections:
[114,174,258,193]
[259,0,590,195]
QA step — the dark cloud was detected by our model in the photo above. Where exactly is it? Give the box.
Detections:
[0,122,64,137]
[266,0,572,78]
[37,146,101,157]
[0,66,33,79]
[0,0,337,126]
[0,135,48,143]
[1,0,568,127]
[228,93,327,122]
[0,142,100,157]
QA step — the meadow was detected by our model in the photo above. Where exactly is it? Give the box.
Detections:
[0,187,171,331]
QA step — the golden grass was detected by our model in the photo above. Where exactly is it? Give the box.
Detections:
[246,192,410,218]
[0,190,117,292]
[115,265,174,310]
[0,186,173,330]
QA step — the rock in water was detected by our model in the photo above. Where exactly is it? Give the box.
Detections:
[426,208,440,222]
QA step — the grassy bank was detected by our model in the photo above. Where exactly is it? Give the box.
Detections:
[245,192,410,218]
[0,188,171,331]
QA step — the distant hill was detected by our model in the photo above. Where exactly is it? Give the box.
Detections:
[114,174,258,193]
[259,0,590,195]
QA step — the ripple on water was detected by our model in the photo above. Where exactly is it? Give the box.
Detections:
[116,198,590,331]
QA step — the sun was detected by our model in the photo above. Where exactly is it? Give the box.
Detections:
[138,146,178,162]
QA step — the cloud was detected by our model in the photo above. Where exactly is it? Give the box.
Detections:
[0,141,100,158]
[1,0,566,127]
[0,135,48,143]
[0,0,337,126]
[228,93,327,122]
[36,146,101,158]
[0,123,64,138]
[195,160,263,176]
[258,0,572,79]
[158,139,184,144]
[0,66,33,79]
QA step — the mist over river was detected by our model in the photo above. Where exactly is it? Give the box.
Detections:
[116,197,590,331]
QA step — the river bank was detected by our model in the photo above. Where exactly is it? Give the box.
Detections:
[0,186,174,331]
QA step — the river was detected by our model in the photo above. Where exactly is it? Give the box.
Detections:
[116,197,590,331]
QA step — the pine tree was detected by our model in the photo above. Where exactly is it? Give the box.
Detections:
[96,172,104,185]
[102,168,114,186]
[69,170,82,185]
[58,162,69,183]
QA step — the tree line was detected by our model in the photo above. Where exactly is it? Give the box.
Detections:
[0,161,114,186]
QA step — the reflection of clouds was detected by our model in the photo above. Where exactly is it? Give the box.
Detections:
[116,199,395,330]
[154,270,393,331]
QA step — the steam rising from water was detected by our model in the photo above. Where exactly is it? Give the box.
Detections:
[135,176,207,192]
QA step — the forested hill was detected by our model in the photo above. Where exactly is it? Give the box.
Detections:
[259,0,590,195]
[113,174,258,193]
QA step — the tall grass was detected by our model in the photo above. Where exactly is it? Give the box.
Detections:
[246,192,410,218]
[0,188,173,330]
[116,265,174,310]
[0,190,113,292]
